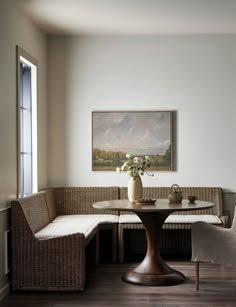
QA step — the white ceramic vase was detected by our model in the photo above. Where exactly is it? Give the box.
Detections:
[128,176,143,202]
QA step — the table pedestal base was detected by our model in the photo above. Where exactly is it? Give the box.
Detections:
[93,199,213,287]
[122,269,185,286]
[122,212,186,286]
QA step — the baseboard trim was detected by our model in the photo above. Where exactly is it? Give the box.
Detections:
[0,283,9,301]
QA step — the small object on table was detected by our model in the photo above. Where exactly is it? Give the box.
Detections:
[134,198,156,205]
[188,195,196,203]
[168,184,183,203]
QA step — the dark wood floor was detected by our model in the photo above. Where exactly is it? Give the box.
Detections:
[1,261,236,306]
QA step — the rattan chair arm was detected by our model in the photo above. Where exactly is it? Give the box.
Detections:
[11,232,86,291]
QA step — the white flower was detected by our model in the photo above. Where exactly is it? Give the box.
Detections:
[116,153,154,177]
[134,157,141,163]
[116,167,121,173]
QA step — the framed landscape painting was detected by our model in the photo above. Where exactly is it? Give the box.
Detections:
[92,111,173,171]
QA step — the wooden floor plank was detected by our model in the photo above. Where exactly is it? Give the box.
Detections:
[1,261,236,306]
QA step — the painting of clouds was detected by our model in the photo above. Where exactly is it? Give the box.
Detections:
[92,111,172,171]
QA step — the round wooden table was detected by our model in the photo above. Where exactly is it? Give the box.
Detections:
[93,198,214,286]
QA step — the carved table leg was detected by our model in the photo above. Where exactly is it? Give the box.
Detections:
[122,212,186,286]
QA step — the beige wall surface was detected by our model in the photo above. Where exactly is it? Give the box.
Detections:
[0,0,48,297]
[48,36,68,185]
[47,34,236,220]
[48,35,236,191]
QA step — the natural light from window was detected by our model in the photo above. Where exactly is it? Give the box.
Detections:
[17,47,38,197]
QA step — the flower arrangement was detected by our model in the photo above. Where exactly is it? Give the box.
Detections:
[117,153,154,177]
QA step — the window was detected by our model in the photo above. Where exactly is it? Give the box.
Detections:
[17,46,38,197]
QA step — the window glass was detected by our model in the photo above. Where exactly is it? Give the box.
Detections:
[21,154,32,196]
[20,64,31,110]
[20,108,32,153]
[17,46,37,197]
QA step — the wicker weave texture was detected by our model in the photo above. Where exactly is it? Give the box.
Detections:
[11,186,225,285]
[11,200,86,291]
[54,187,120,215]
[122,229,191,258]
[17,192,51,233]
[120,187,223,215]
[44,189,57,221]
[11,187,120,291]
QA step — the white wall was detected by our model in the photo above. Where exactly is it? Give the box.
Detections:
[0,0,48,206]
[48,34,236,191]
[0,0,48,297]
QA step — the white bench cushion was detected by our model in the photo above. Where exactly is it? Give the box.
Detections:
[118,214,222,225]
[35,214,118,240]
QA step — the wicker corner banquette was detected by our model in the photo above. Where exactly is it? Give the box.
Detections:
[11,186,227,291]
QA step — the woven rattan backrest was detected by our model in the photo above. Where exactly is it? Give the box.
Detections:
[119,187,223,215]
[54,187,120,215]
[44,189,57,221]
[15,192,51,233]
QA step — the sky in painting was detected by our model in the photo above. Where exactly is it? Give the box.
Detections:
[92,112,171,155]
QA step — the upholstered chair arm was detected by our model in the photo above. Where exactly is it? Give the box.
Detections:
[230,205,236,231]
[192,221,236,268]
